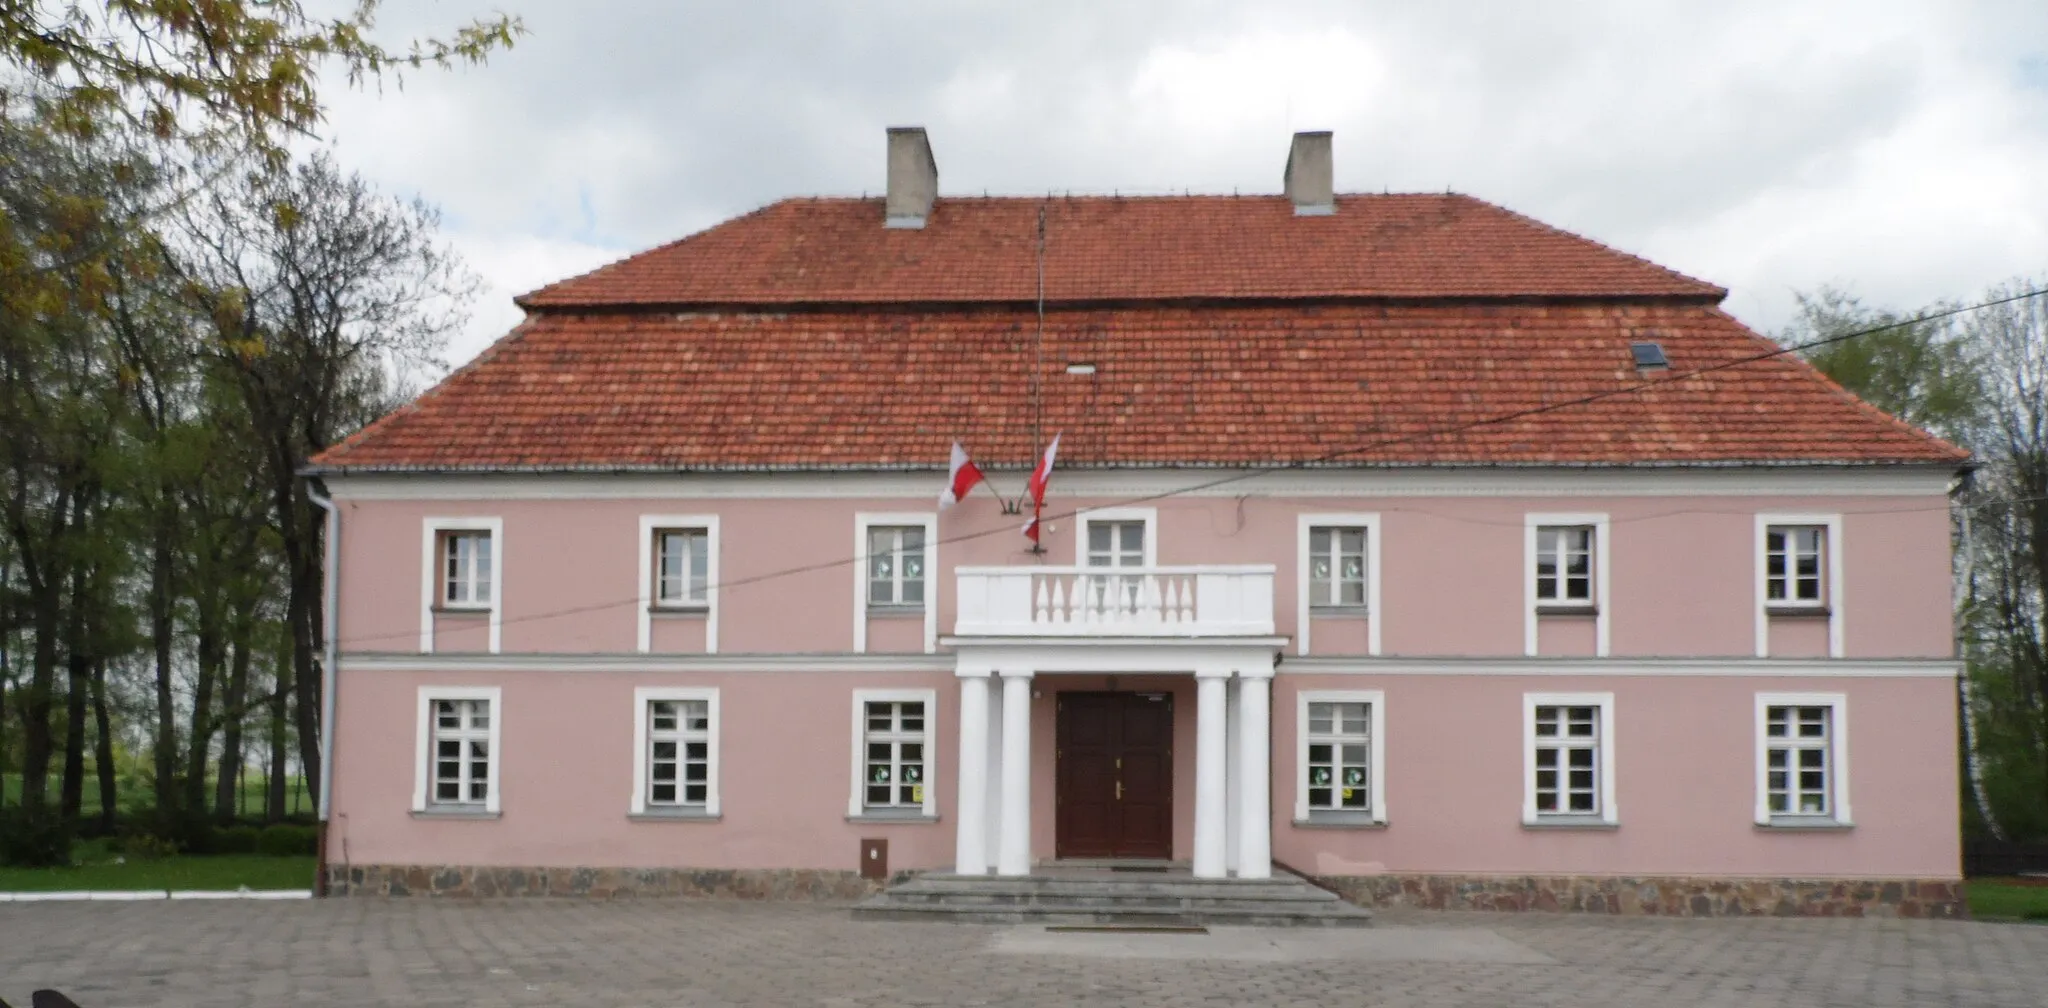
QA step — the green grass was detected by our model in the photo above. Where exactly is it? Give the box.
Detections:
[1,772,311,816]
[1966,879,2048,921]
[0,838,315,892]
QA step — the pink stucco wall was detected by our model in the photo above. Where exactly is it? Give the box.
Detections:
[334,491,1954,660]
[330,666,1959,878]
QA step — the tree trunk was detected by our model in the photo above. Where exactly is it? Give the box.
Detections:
[185,602,222,812]
[276,471,323,810]
[150,511,177,813]
[267,649,290,822]
[90,659,115,833]
[20,585,59,811]
[59,543,91,825]
[215,632,251,822]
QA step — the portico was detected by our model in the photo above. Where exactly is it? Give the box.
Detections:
[945,565,1283,880]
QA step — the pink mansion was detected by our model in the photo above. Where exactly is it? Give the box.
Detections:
[307,130,1967,918]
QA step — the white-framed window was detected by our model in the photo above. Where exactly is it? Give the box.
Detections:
[1522,692,1616,826]
[1295,513,1382,656]
[442,531,494,607]
[637,514,720,654]
[653,528,710,608]
[412,686,502,814]
[1754,692,1851,827]
[420,517,503,654]
[1753,513,1843,658]
[1074,506,1158,567]
[1533,525,1594,605]
[1764,525,1826,607]
[1295,690,1387,824]
[630,687,720,817]
[1523,513,1609,657]
[854,512,938,654]
[849,688,938,818]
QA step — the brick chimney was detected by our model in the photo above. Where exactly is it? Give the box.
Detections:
[885,126,938,229]
[1283,131,1334,216]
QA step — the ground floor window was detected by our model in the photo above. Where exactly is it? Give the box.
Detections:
[1755,692,1850,826]
[633,687,720,816]
[850,689,937,818]
[1295,690,1386,824]
[414,686,501,814]
[1522,692,1615,826]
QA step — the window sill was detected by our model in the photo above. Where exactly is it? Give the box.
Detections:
[865,606,927,618]
[1755,818,1853,831]
[1307,607,1371,617]
[1534,604,1597,617]
[648,605,709,616]
[1766,605,1831,619]
[1292,816,1387,830]
[412,808,500,820]
[629,810,721,823]
[431,606,492,616]
[845,812,941,824]
[1520,817,1617,831]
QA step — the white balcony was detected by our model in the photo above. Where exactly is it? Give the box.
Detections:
[953,565,1276,638]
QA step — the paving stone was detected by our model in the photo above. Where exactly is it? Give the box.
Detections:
[1,900,2044,1007]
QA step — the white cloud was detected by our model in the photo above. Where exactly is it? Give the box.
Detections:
[309,0,2048,369]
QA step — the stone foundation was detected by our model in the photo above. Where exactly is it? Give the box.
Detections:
[326,864,900,900]
[1313,873,1964,918]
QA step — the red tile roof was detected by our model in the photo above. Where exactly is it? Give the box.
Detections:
[517,194,1727,308]
[310,302,1966,472]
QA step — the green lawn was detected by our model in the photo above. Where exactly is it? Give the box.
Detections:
[1967,879,2048,921]
[1,772,311,816]
[0,838,314,892]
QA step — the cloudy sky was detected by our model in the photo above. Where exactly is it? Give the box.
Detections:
[315,1,2048,370]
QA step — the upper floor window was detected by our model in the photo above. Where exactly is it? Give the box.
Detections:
[653,527,710,608]
[1533,525,1594,606]
[442,531,493,608]
[1307,526,1368,609]
[1087,520,1146,568]
[866,525,927,607]
[1523,692,1616,827]
[1765,525,1825,607]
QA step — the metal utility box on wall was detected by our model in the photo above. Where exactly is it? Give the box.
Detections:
[860,838,888,880]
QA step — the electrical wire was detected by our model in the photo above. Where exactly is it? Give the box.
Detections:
[328,286,2047,650]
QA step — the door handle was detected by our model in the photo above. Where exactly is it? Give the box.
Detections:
[1116,780,1123,800]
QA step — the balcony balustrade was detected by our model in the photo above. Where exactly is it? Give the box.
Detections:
[953,565,1276,638]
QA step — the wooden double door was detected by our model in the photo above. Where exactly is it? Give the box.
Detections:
[1055,692,1174,860]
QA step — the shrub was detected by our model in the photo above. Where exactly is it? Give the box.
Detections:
[117,832,181,860]
[125,807,218,856]
[257,823,317,857]
[217,824,262,855]
[0,805,74,867]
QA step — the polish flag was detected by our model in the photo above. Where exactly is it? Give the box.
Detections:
[1022,433,1061,544]
[938,442,985,509]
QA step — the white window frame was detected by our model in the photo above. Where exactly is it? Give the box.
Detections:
[1521,691,1617,826]
[1073,506,1158,567]
[853,512,938,654]
[1754,691,1851,827]
[1754,513,1843,658]
[412,685,502,814]
[638,514,720,654]
[1294,689,1388,823]
[1523,513,1609,657]
[630,686,720,817]
[420,517,503,654]
[1296,513,1382,656]
[848,688,939,819]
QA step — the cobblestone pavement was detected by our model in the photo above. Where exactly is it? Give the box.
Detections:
[4,901,2047,1007]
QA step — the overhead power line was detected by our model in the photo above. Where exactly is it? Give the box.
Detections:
[329,285,2047,650]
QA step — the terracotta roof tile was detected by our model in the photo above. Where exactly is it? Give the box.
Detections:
[517,194,1726,307]
[311,302,1966,471]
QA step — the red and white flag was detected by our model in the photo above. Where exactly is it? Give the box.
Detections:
[1022,433,1061,544]
[938,442,986,509]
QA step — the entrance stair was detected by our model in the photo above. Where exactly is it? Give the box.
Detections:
[852,863,1373,927]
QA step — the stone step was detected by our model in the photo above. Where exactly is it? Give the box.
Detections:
[879,888,1342,909]
[851,899,1374,928]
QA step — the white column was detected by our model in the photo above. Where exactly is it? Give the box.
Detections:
[1192,667,1231,879]
[1225,677,1242,875]
[984,683,1004,871]
[996,669,1035,876]
[1235,670,1273,879]
[953,670,992,875]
